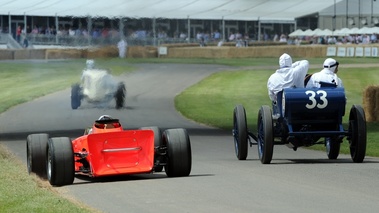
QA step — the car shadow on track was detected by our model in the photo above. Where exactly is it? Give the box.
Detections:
[72,173,214,185]
[260,158,379,164]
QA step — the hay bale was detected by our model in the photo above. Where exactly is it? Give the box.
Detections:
[87,46,118,58]
[14,49,30,59]
[363,85,379,122]
[46,49,84,59]
[29,49,46,59]
[0,49,14,60]
[166,45,329,59]
[127,46,157,58]
[146,47,158,57]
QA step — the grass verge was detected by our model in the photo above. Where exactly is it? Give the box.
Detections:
[0,144,100,213]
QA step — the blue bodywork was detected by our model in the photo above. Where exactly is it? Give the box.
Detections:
[273,87,347,147]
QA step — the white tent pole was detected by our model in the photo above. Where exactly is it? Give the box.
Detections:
[222,16,225,41]
[119,18,124,39]
[55,14,58,44]
[187,16,190,43]
[245,21,247,34]
[176,19,179,37]
[87,16,92,46]
[210,20,213,35]
[153,17,156,46]
[8,12,11,36]
[258,18,261,42]
[24,13,26,36]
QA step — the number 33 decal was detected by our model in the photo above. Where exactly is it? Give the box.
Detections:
[305,90,328,109]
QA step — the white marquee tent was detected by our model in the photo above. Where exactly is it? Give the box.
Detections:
[0,0,343,21]
[289,27,379,37]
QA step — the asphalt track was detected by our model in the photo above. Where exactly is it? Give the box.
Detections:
[1,63,379,213]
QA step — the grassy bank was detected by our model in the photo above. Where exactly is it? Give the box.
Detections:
[0,144,101,213]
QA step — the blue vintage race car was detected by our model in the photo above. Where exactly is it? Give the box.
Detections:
[233,85,366,164]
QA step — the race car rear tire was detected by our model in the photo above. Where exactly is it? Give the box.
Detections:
[71,83,82,109]
[115,82,126,109]
[26,133,49,179]
[47,137,75,186]
[257,105,274,164]
[326,137,340,160]
[140,126,164,172]
[348,105,367,163]
[163,128,192,177]
[233,105,248,160]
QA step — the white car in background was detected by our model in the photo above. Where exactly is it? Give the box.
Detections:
[71,60,126,109]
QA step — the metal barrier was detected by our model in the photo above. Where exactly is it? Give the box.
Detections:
[0,33,23,49]
[19,34,197,48]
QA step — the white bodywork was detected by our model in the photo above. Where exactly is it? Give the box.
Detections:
[81,69,117,102]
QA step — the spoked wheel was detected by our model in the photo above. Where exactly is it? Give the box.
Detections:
[348,105,367,163]
[140,126,164,172]
[26,133,49,179]
[47,137,75,186]
[257,105,274,164]
[163,128,192,177]
[325,137,340,160]
[115,82,126,109]
[233,105,248,160]
[71,83,82,109]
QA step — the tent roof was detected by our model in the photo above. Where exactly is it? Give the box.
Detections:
[0,0,343,21]
[319,0,379,16]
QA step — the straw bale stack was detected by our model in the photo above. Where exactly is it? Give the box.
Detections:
[0,49,13,60]
[127,46,157,58]
[166,45,328,58]
[45,49,84,59]
[86,46,118,58]
[363,85,379,122]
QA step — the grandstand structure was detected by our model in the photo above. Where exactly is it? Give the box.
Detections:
[0,0,378,49]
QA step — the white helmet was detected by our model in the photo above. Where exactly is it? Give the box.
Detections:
[98,115,113,121]
[86,59,95,69]
[323,58,339,72]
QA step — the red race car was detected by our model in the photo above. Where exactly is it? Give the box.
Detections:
[26,115,192,186]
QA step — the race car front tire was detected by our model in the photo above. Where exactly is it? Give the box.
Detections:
[27,133,49,179]
[163,128,192,177]
[115,82,126,109]
[233,104,248,160]
[325,137,340,160]
[47,137,75,186]
[348,104,367,163]
[257,105,274,164]
[71,83,82,109]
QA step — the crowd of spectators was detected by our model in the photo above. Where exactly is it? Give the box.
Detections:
[296,34,378,45]
[2,23,378,47]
